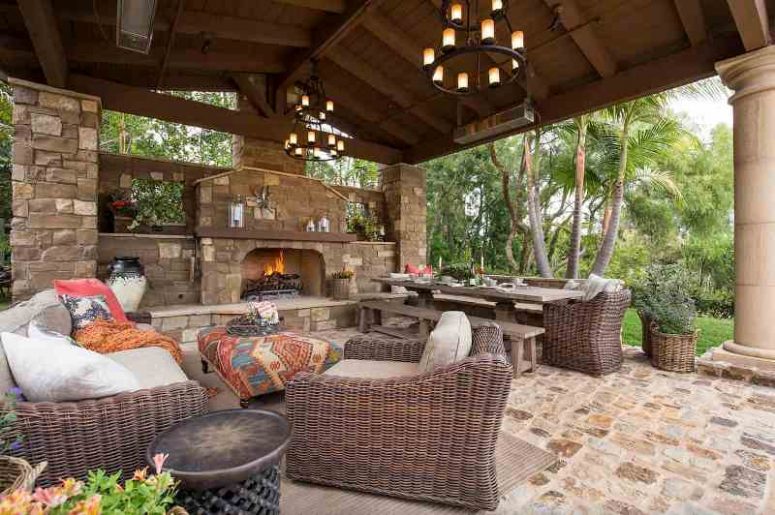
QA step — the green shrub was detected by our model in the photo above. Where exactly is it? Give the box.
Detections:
[632,263,697,335]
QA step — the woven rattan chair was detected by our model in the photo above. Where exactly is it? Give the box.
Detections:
[11,382,208,486]
[542,290,632,375]
[285,324,512,511]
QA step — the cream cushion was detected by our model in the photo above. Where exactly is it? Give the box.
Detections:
[583,274,624,301]
[419,311,472,371]
[324,359,420,379]
[1,332,140,402]
[107,347,188,389]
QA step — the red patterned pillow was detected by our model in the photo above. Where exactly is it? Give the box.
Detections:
[53,279,128,322]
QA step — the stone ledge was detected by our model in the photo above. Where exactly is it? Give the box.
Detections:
[697,348,775,387]
[8,77,102,104]
[99,233,195,240]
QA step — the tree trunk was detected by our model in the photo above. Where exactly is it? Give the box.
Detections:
[525,131,552,278]
[488,142,520,272]
[592,123,629,276]
[565,116,587,279]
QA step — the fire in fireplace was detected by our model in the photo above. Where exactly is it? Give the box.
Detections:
[241,249,324,300]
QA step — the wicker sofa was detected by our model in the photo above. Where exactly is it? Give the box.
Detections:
[542,290,632,375]
[0,290,208,485]
[285,324,512,511]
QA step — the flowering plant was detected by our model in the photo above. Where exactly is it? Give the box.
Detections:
[0,454,179,515]
[331,269,354,280]
[0,388,23,455]
[108,191,136,217]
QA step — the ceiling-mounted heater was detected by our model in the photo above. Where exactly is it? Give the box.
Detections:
[453,101,535,145]
[116,0,158,54]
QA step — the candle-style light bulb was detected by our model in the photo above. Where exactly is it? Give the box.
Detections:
[450,3,463,23]
[457,72,469,92]
[326,99,334,112]
[512,30,524,50]
[294,147,302,156]
[491,0,503,15]
[301,94,310,107]
[423,48,435,67]
[284,139,289,149]
[433,66,444,85]
[289,132,298,145]
[307,130,316,144]
[313,147,321,159]
[512,59,520,70]
[336,139,345,152]
[442,28,455,52]
[328,134,336,147]
[488,67,501,87]
[481,19,495,45]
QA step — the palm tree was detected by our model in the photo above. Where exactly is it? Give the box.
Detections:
[591,95,683,275]
[525,129,553,277]
[564,114,589,279]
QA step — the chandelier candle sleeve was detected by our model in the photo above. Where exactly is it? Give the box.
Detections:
[336,140,345,152]
[457,72,469,92]
[450,3,462,23]
[481,19,495,44]
[301,94,310,107]
[423,48,435,67]
[442,28,455,52]
[512,30,524,50]
[326,99,334,112]
[433,66,444,84]
[488,67,500,87]
[307,130,316,144]
[289,132,298,145]
[328,134,336,147]
[492,0,503,15]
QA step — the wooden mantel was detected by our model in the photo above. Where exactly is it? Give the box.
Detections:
[196,227,358,243]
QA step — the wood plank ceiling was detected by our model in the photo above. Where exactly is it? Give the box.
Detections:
[0,0,766,164]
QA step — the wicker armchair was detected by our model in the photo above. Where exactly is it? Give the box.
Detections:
[285,324,512,511]
[542,290,632,375]
[11,382,208,486]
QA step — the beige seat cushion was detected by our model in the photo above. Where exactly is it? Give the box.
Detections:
[324,359,420,379]
[107,347,188,389]
[419,311,472,371]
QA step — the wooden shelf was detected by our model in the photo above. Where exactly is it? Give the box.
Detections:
[195,227,358,243]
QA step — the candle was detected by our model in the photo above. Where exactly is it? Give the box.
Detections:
[457,72,469,92]
[326,99,334,112]
[301,94,310,107]
[307,130,316,144]
[512,59,520,70]
[319,111,326,121]
[284,139,289,149]
[313,147,321,159]
[512,30,524,50]
[492,0,503,14]
[433,65,444,84]
[294,147,302,156]
[328,134,336,147]
[442,28,455,52]
[450,3,462,23]
[336,139,345,152]
[481,19,495,45]
[423,47,435,67]
[289,132,298,145]
[488,67,500,87]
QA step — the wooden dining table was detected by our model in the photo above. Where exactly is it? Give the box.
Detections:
[373,277,584,321]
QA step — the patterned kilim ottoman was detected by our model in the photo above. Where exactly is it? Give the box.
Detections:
[198,326,343,407]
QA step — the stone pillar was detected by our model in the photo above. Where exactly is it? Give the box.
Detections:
[382,163,427,268]
[714,46,775,366]
[9,78,100,301]
[232,96,304,175]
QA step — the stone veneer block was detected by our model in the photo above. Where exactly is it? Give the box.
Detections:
[9,78,101,301]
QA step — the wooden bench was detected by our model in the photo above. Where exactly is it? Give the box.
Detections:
[358,300,545,378]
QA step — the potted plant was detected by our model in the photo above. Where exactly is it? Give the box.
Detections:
[128,179,185,234]
[0,388,42,496]
[331,269,354,300]
[634,264,699,372]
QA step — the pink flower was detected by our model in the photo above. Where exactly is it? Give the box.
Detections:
[32,486,67,507]
[152,453,169,475]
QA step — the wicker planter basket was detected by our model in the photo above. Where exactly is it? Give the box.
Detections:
[331,278,351,300]
[649,324,698,373]
[0,456,44,496]
[638,311,653,358]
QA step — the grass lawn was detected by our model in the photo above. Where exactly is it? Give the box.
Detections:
[0,300,7,311]
[622,308,733,356]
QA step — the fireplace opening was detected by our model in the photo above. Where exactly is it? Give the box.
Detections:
[241,248,324,300]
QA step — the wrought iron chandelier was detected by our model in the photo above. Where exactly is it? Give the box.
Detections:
[422,0,526,96]
[284,68,347,162]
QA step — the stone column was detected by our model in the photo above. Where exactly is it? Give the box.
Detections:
[9,78,100,301]
[714,46,775,366]
[382,163,427,269]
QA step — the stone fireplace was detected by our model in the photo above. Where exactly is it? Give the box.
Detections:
[241,248,324,299]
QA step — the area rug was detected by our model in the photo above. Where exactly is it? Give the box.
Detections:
[280,432,556,514]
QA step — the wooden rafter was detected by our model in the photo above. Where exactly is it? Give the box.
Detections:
[726,0,771,51]
[673,0,707,46]
[157,0,186,89]
[57,5,311,48]
[232,74,276,118]
[271,0,346,13]
[542,0,616,78]
[404,34,742,163]
[17,0,67,87]
[66,74,402,164]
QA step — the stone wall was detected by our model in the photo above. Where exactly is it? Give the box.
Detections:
[97,235,198,307]
[199,237,396,304]
[382,163,428,268]
[9,79,101,300]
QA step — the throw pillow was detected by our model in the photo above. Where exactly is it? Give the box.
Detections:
[53,279,129,322]
[59,295,114,330]
[27,321,77,346]
[1,332,140,402]
[419,311,472,371]
[584,274,624,301]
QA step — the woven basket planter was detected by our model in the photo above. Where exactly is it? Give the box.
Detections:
[331,278,351,300]
[649,324,698,373]
[0,456,42,496]
[638,311,653,358]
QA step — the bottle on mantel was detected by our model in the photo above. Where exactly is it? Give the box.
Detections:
[305,218,316,232]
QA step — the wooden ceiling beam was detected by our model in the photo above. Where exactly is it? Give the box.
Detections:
[66,74,402,163]
[17,0,67,87]
[673,0,707,46]
[232,74,276,117]
[542,0,616,78]
[57,5,311,48]
[403,34,742,163]
[326,46,452,134]
[271,0,346,13]
[726,0,771,51]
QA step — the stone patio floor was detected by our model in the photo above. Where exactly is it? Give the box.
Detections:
[183,330,775,514]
